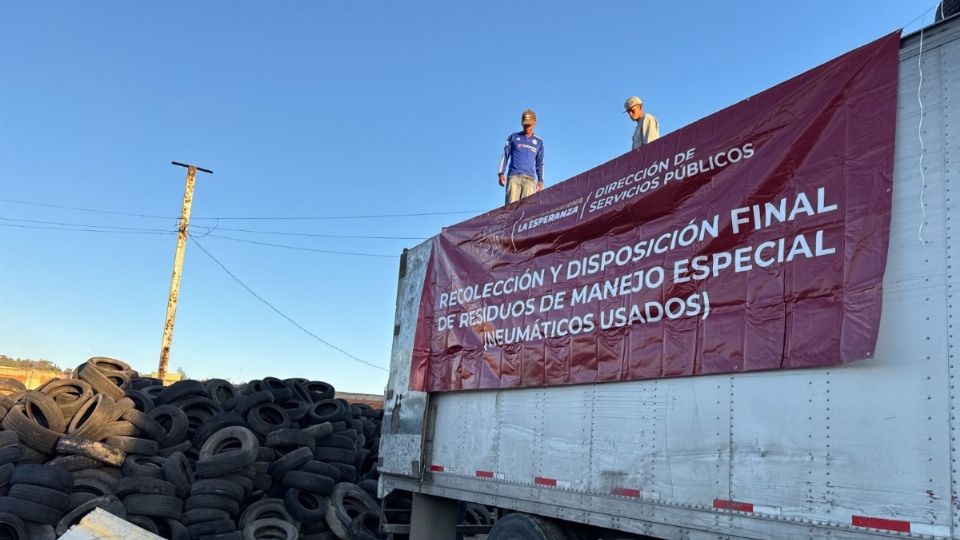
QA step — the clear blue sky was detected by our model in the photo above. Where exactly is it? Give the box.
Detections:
[0,2,937,393]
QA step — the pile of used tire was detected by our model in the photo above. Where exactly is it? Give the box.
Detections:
[0,357,385,540]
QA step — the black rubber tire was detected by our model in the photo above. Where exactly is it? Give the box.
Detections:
[115,476,177,497]
[206,379,237,406]
[0,496,61,525]
[123,389,155,414]
[246,403,290,436]
[10,464,72,492]
[257,447,276,462]
[331,462,357,483]
[281,471,334,495]
[299,460,342,482]
[182,507,231,526]
[346,511,383,540]
[8,484,70,512]
[357,479,378,499]
[67,394,115,440]
[185,494,240,516]
[178,396,223,431]
[266,429,315,450]
[164,451,194,498]
[191,413,246,448]
[188,519,236,537]
[268,446,312,479]
[276,400,308,422]
[197,426,258,478]
[156,518,190,540]
[0,432,17,449]
[54,494,126,537]
[191,479,244,502]
[126,514,160,534]
[104,436,158,455]
[121,455,166,479]
[121,408,166,442]
[238,497,298,529]
[0,463,13,486]
[282,487,326,524]
[242,518,297,540]
[314,446,357,465]
[155,380,207,406]
[488,513,569,540]
[200,532,242,540]
[316,435,355,451]
[218,474,254,499]
[307,399,349,423]
[1,405,60,453]
[233,390,274,417]
[0,448,21,467]
[0,511,27,539]
[77,362,125,400]
[45,455,103,473]
[87,357,132,373]
[97,420,140,439]
[157,439,193,458]
[252,473,272,491]
[148,404,190,447]
[22,391,67,433]
[302,422,334,441]
[324,482,379,540]
[261,378,293,402]
[122,493,183,519]
[72,469,117,497]
[305,381,335,401]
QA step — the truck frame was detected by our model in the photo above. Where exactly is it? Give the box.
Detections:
[379,16,960,540]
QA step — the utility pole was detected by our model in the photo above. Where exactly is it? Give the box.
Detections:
[159,161,213,382]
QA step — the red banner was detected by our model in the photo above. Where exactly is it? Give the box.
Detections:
[411,32,900,392]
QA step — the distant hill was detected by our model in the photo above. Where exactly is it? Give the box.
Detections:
[0,355,61,372]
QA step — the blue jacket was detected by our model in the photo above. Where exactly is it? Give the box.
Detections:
[498,131,544,181]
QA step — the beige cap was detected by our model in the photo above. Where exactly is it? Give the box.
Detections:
[521,109,537,125]
[624,96,643,112]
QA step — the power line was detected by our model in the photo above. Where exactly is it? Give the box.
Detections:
[0,223,174,235]
[0,197,481,221]
[189,235,387,372]
[0,216,174,234]
[202,233,400,258]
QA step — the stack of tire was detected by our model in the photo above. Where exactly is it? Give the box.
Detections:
[0,357,385,540]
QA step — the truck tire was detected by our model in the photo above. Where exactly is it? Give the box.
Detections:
[55,495,126,537]
[488,513,568,540]
[324,483,379,540]
[10,464,73,492]
[242,518,297,540]
[149,405,190,447]
[346,511,383,540]
[238,498,298,529]
[0,512,27,539]
[282,487,326,524]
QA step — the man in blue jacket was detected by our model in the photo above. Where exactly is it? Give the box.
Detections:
[498,109,544,205]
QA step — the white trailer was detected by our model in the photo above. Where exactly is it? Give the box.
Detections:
[379,16,960,540]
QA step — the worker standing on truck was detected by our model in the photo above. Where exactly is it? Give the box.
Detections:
[498,109,544,205]
[624,96,660,149]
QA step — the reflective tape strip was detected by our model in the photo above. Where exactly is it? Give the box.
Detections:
[910,523,951,537]
[611,487,641,498]
[713,499,753,512]
[534,476,557,487]
[429,465,445,473]
[475,470,494,479]
[851,515,910,533]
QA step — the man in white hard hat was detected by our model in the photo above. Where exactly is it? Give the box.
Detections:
[498,109,544,205]
[625,96,660,150]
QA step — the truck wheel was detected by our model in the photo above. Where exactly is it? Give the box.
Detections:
[488,513,567,540]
